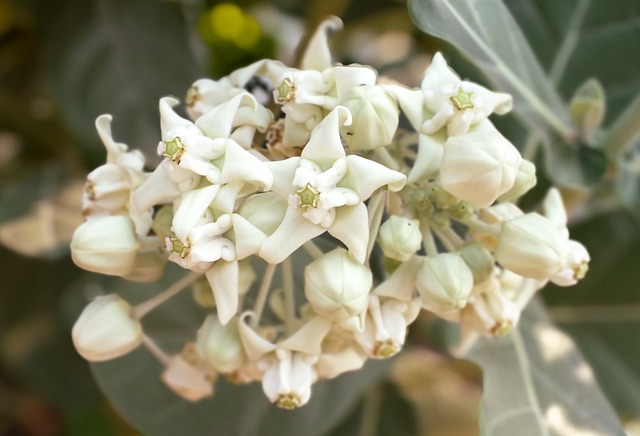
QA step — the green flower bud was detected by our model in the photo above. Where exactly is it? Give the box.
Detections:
[340,85,399,150]
[196,315,245,373]
[72,294,142,362]
[416,253,473,312]
[498,159,536,203]
[305,248,372,322]
[459,242,495,284]
[569,78,605,144]
[495,213,567,280]
[70,215,140,277]
[378,216,421,262]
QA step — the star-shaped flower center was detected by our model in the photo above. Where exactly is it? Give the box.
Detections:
[169,235,190,259]
[162,137,185,162]
[450,88,474,111]
[295,183,320,208]
[276,77,296,103]
[373,339,399,359]
[276,392,301,409]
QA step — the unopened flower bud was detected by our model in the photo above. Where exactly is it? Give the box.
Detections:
[495,213,567,280]
[460,242,495,284]
[123,248,166,282]
[196,315,245,373]
[72,294,142,362]
[378,216,421,262]
[498,159,536,202]
[304,248,372,323]
[569,78,605,144]
[71,215,140,276]
[551,240,590,286]
[416,253,473,312]
[340,85,399,150]
[441,129,522,208]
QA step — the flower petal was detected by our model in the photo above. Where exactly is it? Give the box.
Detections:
[300,16,342,71]
[205,259,239,325]
[280,316,333,355]
[342,155,406,199]
[159,97,193,142]
[172,185,219,240]
[220,139,273,189]
[195,92,256,139]
[259,207,324,264]
[327,203,369,263]
[301,107,351,165]
[231,213,267,259]
[238,313,277,360]
[407,132,446,183]
[264,158,301,197]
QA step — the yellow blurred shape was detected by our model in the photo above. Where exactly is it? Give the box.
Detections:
[0,180,84,257]
[207,3,261,49]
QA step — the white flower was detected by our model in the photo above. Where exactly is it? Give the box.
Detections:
[551,240,590,286]
[397,52,512,137]
[83,115,151,234]
[158,94,273,189]
[72,294,142,362]
[354,295,420,359]
[259,107,406,264]
[239,314,333,409]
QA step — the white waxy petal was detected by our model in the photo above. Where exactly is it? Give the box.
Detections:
[205,259,239,325]
[301,106,351,165]
[300,16,342,71]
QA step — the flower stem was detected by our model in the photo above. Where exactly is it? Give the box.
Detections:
[459,217,500,238]
[142,335,171,365]
[281,257,296,336]
[251,263,277,328]
[303,240,324,259]
[134,272,201,319]
[420,221,439,257]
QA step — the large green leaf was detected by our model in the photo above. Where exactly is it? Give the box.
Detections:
[407,0,574,141]
[507,0,640,124]
[543,211,640,417]
[466,299,624,436]
[37,0,202,161]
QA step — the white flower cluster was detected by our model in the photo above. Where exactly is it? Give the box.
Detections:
[70,18,589,409]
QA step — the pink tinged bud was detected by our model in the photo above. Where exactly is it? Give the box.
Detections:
[495,213,568,280]
[71,295,142,362]
[70,215,140,277]
[416,253,474,313]
[161,354,215,402]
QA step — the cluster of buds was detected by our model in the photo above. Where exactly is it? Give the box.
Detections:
[70,18,589,409]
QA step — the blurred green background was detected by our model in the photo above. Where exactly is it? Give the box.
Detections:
[0,0,639,434]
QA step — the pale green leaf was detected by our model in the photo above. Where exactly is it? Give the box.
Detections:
[466,299,624,436]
